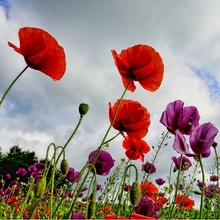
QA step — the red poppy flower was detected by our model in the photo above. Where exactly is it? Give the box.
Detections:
[109,99,151,140]
[140,181,158,200]
[8,27,66,80]
[111,44,164,92]
[129,213,156,220]
[122,137,150,162]
[175,194,195,210]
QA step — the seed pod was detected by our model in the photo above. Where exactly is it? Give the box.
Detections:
[35,176,46,198]
[79,103,89,116]
[88,193,96,219]
[60,158,69,175]
[130,181,141,205]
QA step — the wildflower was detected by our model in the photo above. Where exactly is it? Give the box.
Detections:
[104,213,124,219]
[142,162,156,174]
[5,173,11,179]
[130,213,157,219]
[155,178,165,186]
[160,100,200,135]
[66,167,81,182]
[122,137,150,162]
[210,175,219,182]
[97,184,102,190]
[175,194,195,210]
[171,156,192,171]
[189,122,219,157]
[109,99,151,140]
[204,184,220,198]
[71,210,85,219]
[196,180,206,188]
[111,44,164,92]
[124,183,132,191]
[88,150,115,176]
[16,168,27,176]
[135,197,160,218]
[100,205,112,213]
[140,181,158,200]
[8,27,66,80]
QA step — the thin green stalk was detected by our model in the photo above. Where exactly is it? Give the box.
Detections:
[143,131,169,182]
[0,65,28,106]
[214,147,219,186]
[199,155,205,219]
[169,154,183,219]
[116,162,138,218]
[55,114,84,165]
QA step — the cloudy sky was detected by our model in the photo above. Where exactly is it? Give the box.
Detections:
[0,0,220,201]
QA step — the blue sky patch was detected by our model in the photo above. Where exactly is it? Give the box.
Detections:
[195,69,220,101]
[0,0,10,19]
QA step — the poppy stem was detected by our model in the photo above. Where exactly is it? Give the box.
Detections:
[0,65,28,106]
[169,154,183,219]
[198,155,205,219]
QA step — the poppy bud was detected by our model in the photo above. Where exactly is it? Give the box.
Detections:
[60,158,69,175]
[35,176,46,198]
[193,190,202,195]
[79,103,89,116]
[130,181,141,205]
[88,192,96,219]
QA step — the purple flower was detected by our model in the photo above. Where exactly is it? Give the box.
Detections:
[81,186,88,192]
[155,178,166,186]
[5,173,11,179]
[16,168,27,176]
[204,184,220,198]
[87,150,115,176]
[173,130,190,154]
[71,210,85,219]
[210,175,219,182]
[66,167,81,183]
[97,184,102,190]
[124,183,132,191]
[171,156,192,171]
[190,122,218,157]
[135,197,160,218]
[142,162,156,174]
[160,100,200,135]
[197,180,206,188]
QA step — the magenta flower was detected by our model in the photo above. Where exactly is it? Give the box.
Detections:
[124,183,132,191]
[204,184,220,198]
[71,210,85,219]
[88,150,115,176]
[160,100,200,135]
[97,184,102,190]
[66,167,81,182]
[5,173,11,179]
[171,156,192,171]
[210,175,219,182]
[16,168,27,176]
[197,180,206,188]
[142,161,156,174]
[189,122,218,157]
[155,178,166,186]
[135,197,160,218]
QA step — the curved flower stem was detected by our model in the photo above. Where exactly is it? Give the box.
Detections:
[116,162,138,218]
[55,114,84,165]
[169,154,183,219]
[102,132,120,145]
[143,131,169,182]
[0,65,28,106]
[198,155,205,219]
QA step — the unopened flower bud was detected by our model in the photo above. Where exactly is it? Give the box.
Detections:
[88,192,96,219]
[130,181,141,205]
[79,103,89,116]
[60,158,69,175]
[35,176,46,198]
